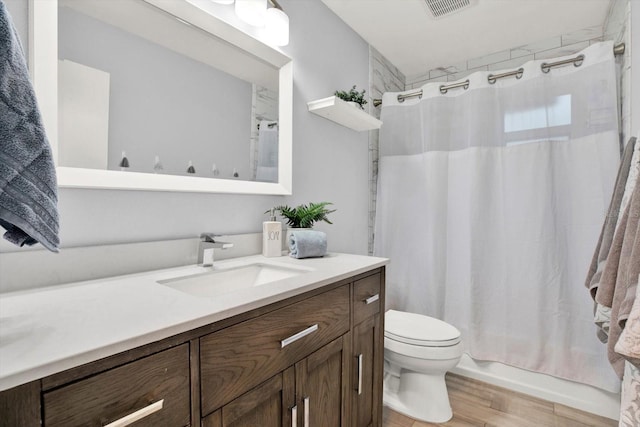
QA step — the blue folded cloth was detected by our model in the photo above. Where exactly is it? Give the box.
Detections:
[289,230,327,259]
[0,1,59,252]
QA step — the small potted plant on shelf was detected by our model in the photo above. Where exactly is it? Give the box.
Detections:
[334,85,368,110]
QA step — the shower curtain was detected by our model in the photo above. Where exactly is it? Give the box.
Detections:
[255,120,278,182]
[374,41,621,392]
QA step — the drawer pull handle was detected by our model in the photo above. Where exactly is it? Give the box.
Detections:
[281,324,319,348]
[364,294,379,305]
[104,399,164,427]
[357,353,364,395]
[303,396,310,427]
[291,405,298,427]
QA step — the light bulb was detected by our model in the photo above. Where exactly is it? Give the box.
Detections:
[265,7,289,46]
[235,0,267,27]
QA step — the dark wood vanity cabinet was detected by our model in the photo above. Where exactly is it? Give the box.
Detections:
[0,267,384,427]
[352,273,384,427]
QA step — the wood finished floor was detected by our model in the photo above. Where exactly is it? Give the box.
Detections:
[382,373,618,427]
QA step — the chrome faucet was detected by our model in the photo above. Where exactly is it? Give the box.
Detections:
[199,233,234,267]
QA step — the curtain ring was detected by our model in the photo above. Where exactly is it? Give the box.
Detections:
[515,68,524,79]
[541,63,551,73]
[573,54,585,68]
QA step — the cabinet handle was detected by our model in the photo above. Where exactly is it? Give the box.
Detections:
[364,294,379,305]
[291,405,298,427]
[103,399,164,427]
[303,396,310,427]
[281,324,319,348]
[357,353,363,395]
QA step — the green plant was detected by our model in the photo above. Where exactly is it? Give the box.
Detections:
[268,202,336,228]
[334,85,368,108]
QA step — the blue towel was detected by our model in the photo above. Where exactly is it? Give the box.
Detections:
[289,230,327,259]
[0,1,59,252]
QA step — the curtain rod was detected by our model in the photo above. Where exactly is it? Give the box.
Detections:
[372,42,625,107]
[269,0,284,11]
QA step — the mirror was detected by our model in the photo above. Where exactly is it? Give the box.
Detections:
[30,0,293,194]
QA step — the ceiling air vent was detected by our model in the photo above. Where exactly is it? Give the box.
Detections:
[423,0,476,18]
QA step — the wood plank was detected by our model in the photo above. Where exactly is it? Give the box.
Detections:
[282,367,296,427]
[201,410,222,427]
[353,317,376,427]
[190,338,201,424]
[296,336,346,426]
[383,374,619,427]
[222,374,283,426]
[382,406,414,427]
[488,385,555,425]
[0,380,41,427]
[451,395,541,427]
[553,403,617,427]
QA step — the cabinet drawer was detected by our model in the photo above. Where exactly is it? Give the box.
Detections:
[43,344,190,427]
[200,285,350,416]
[353,273,382,325]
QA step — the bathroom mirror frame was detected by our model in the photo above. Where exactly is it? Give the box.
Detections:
[28,0,293,195]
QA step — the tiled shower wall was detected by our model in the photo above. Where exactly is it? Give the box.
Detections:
[367,47,405,255]
[367,1,632,254]
[604,0,632,146]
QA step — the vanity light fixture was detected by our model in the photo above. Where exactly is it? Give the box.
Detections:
[265,1,289,47]
[210,0,289,46]
[235,0,267,27]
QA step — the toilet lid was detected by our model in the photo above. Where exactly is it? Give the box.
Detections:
[385,310,461,347]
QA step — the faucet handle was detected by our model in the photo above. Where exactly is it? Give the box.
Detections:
[200,233,221,242]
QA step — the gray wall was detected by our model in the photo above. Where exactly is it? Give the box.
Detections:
[281,0,370,254]
[5,0,27,59]
[59,7,252,179]
[0,0,370,288]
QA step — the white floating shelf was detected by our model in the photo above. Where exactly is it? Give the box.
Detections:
[307,96,382,132]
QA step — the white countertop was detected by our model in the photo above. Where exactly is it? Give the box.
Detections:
[0,252,387,391]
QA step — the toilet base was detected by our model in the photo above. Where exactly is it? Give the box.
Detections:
[383,370,453,423]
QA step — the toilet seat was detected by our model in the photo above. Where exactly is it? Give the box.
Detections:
[385,310,461,347]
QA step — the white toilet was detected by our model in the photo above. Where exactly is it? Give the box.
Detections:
[383,309,463,423]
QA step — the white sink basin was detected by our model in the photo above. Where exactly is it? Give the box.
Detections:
[157,263,311,298]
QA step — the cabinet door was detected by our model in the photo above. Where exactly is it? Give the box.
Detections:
[295,335,349,427]
[352,314,382,427]
[208,372,295,427]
